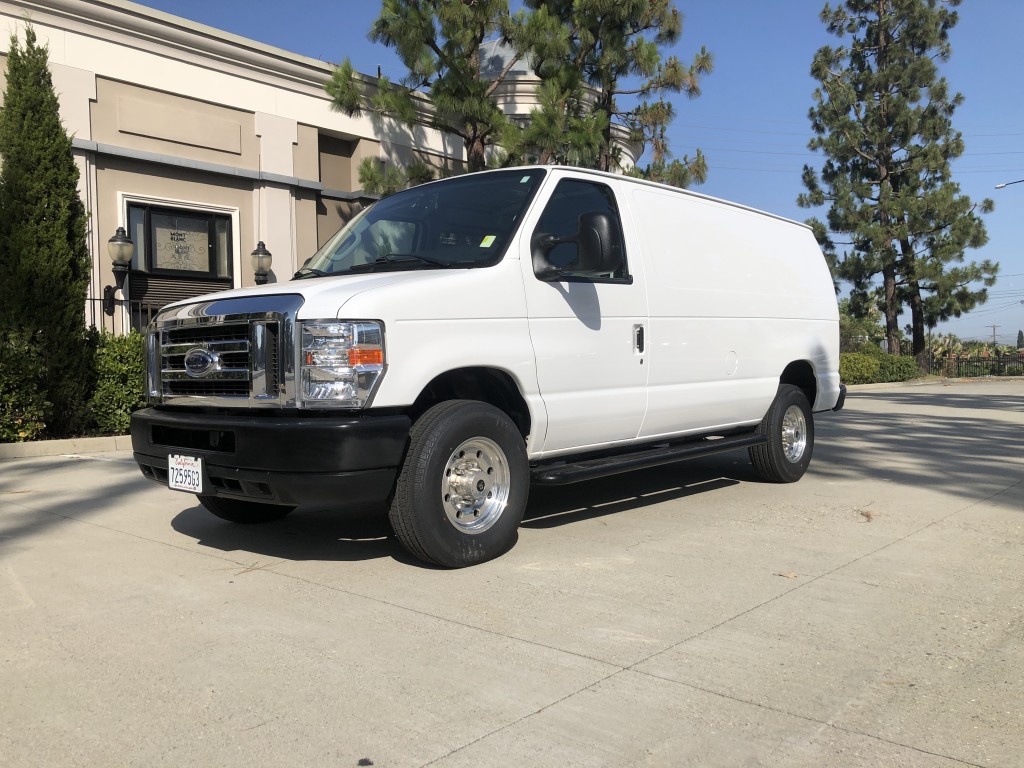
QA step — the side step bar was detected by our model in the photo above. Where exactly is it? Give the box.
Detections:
[530,433,767,486]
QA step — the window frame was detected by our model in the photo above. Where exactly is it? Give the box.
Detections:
[126,202,234,281]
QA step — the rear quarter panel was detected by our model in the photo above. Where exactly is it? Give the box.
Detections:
[626,185,840,438]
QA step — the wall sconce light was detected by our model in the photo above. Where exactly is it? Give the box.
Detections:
[251,241,272,285]
[103,226,133,316]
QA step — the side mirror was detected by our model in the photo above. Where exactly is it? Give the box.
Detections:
[575,211,623,276]
[532,211,623,281]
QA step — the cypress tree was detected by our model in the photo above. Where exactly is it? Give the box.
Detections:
[0,26,94,437]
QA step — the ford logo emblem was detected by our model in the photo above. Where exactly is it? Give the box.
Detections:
[183,347,220,378]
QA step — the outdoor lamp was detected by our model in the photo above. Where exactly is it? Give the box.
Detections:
[103,226,133,316]
[251,241,272,285]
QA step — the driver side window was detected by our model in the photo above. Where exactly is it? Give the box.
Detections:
[534,179,628,280]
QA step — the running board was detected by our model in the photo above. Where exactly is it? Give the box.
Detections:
[530,433,767,486]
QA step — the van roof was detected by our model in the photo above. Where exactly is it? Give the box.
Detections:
[461,165,813,231]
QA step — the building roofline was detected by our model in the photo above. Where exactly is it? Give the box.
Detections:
[6,0,335,83]
[4,0,431,107]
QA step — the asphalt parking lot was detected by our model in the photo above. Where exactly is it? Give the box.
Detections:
[1,380,1022,767]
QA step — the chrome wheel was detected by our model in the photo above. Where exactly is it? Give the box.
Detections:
[442,436,510,534]
[750,384,814,484]
[781,404,808,463]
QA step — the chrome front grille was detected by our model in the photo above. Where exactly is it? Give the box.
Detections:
[147,294,304,407]
[162,322,254,397]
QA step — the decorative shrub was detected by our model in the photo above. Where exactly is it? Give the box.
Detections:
[88,330,146,435]
[839,353,880,385]
[854,341,887,358]
[877,354,921,382]
[0,329,51,442]
[841,352,922,384]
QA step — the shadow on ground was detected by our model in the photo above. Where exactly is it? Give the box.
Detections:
[169,458,747,567]
[813,391,1024,502]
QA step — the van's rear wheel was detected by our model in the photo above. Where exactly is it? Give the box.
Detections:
[197,495,295,523]
[749,384,814,483]
[389,400,528,568]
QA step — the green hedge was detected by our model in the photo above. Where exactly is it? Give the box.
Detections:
[0,329,51,442]
[2,328,147,442]
[840,352,921,385]
[87,330,146,435]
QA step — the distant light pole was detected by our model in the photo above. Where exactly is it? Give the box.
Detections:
[995,179,1024,189]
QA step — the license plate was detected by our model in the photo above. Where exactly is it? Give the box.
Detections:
[168,454,203,493]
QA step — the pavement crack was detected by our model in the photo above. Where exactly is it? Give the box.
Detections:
[630,669,995,768]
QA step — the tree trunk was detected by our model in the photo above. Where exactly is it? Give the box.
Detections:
[466,133,487,173]
[909,283,928,369]
[882,265,901,354]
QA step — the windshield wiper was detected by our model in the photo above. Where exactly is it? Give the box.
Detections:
[292,266,330,280]
[347,253,456,273]
[377,252,454,267]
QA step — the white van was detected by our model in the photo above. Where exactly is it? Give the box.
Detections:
[131,166,844,567]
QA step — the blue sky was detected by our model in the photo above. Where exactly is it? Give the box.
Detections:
[137,0,1024,344]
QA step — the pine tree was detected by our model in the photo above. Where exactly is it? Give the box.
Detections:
[1017,329,1023,349]
[0,26,94,437]
[524,0,712,183]
[326,0,537,173]
[798,0,996,362]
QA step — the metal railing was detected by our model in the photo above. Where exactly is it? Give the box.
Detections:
[931,353,1024,378]
[86,298,165,335]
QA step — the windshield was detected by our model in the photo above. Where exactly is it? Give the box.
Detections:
[296,168,547,278]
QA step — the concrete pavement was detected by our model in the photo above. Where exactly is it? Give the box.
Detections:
[1,380,1021,767]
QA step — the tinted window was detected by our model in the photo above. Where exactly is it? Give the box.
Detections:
[534,180,628,279]
[301,169,546,276]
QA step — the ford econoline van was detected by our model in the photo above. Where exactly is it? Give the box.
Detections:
[131,166,845,567]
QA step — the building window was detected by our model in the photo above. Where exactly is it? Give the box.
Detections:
[127,203,233,280]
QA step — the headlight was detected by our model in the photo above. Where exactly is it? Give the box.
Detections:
[299,321,385,407]
[145,329,160,402]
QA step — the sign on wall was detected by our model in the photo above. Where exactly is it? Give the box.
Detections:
[153,213,208,272]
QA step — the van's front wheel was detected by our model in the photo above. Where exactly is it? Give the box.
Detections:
[389,400,528,568]
[749,384,814,483]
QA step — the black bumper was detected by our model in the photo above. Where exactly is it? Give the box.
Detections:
[131,407,411,507]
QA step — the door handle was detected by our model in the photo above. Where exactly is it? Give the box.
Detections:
[634,324,645,354]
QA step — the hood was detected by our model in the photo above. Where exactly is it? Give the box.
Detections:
[158,269,475,319]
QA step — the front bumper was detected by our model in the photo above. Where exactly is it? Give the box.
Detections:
[131,407,411,507]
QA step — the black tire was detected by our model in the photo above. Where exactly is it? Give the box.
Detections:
[749,383,814,483]
[389,400,529,568]
[197,495,295,524]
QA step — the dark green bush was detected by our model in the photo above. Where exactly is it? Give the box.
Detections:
[0,329,51,442]
[840,353,880,384]
[877,354,921,382]
[88,330,145,435]
[854,341,887,358]
[841,352,922,384]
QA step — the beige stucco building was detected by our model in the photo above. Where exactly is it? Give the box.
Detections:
[0,0,463,330]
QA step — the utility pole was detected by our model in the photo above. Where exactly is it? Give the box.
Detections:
[988,325,1000,346]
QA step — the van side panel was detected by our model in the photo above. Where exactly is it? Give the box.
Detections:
[628,188,840,439]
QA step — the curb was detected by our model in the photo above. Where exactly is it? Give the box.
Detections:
[0,435,134,460]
